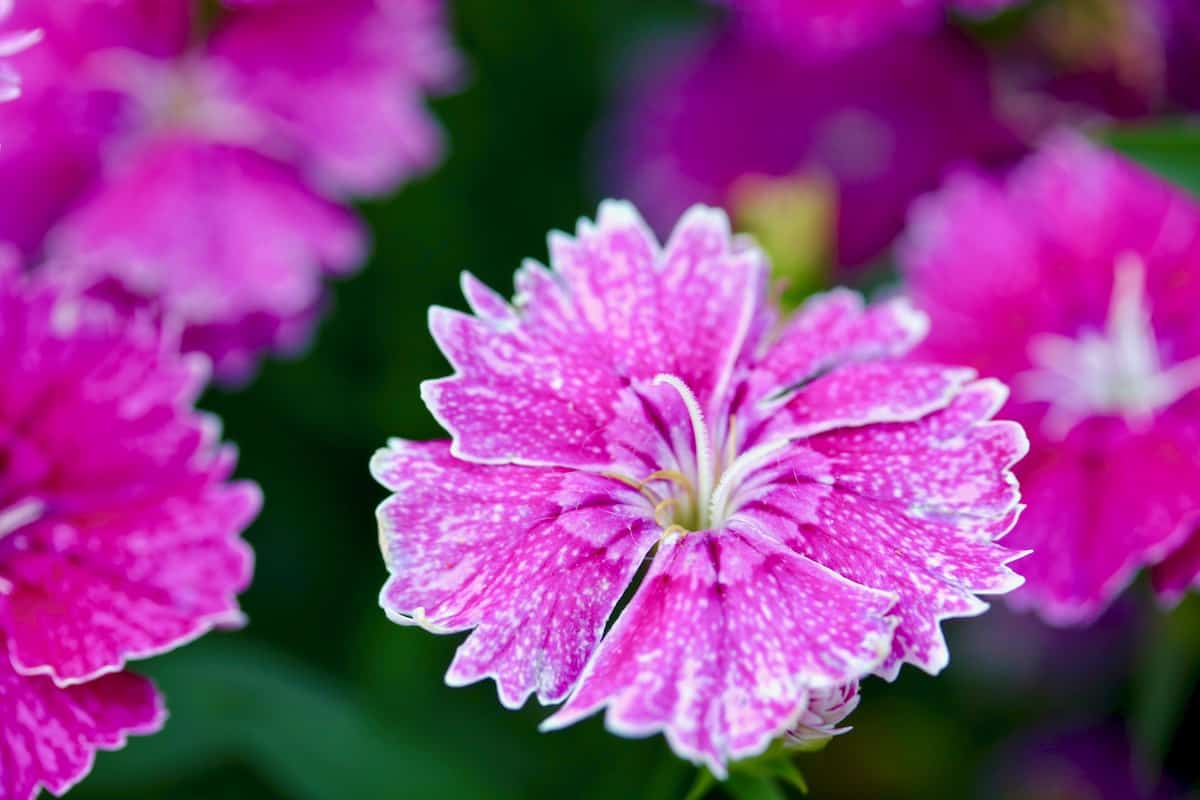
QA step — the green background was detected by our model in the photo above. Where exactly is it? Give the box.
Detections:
[70,1,1200,797]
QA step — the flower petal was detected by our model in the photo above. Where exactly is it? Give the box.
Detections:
[44,136,365,383]
[755,361,977,443]
[0,637,164,800]
[422,202,767,468]
[805,379,1026,518]
[1153,527,1200,605]
[752,289,928,397]
[1007,422,1200,625]
[2,478,258,685]
[542,529,896,777]
[372,440,658,708]
[740,383,1025,678]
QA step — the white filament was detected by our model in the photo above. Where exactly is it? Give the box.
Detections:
[654,374,715,529]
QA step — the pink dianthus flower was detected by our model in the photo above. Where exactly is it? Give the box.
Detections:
[0,267,259,798]
[902,134,1200,625]
[373,202,1026,774]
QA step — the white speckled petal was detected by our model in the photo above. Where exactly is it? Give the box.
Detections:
[542,529,896,777]
[422,202,767,468]
[372,440,657,708]
[739,383,1026,678]
[759,361,977,441]
[753,289,928,396]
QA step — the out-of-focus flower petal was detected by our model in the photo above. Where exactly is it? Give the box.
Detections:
[44,137,365,384]
[0,638,164,800]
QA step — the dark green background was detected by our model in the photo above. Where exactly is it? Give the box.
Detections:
[71,1,1200,797]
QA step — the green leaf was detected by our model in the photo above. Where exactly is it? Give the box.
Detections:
[1099,119,1200,199]
[79,638,505,800]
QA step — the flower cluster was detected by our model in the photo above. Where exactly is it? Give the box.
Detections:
[374,202,1027,774]
[0,266,259,800]
[903,134,1200,624]
[0,0,460,382]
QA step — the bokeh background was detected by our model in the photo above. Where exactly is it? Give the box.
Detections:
[56,1,1200,797]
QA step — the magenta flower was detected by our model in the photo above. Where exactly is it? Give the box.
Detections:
[373,202,1026,773]
[0,0,459,382]
[717,0,1021,57]
[608,27,1020,270]
[902,134,1200,625]
[0,266,259,798]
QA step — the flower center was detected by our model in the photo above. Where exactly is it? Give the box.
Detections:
[86,51,261,147]
[605,375,790,536]
[1017,253,1200,436]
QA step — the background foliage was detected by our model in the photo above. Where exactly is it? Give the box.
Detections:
[69,1,1200,797]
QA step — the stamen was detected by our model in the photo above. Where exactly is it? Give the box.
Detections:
[645,469,694,496]
[601,471,661,505]
[1018,252,1200,435]
[653,374,715,529]
[724,414,739,472]
[0,497,44,540]
[1107,252,1160,383]
[661,524,689,540]
[709,440,790,527]
[653,498,678,528]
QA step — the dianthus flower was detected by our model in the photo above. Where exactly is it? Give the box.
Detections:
[0,0,460,382]
[717,0,1021,57]
[373,202,1026,773]
[902,134,1200,625]
[608,27,1019,270]
[0,267,259,798]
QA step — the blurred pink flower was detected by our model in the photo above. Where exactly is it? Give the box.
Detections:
[608,28,1020,270]
[0,641,164,800]
[0,267,260,797]
[902,134,1200,625]
[717,0,1021,57]
[0,0,459,382]
[373,201,1026,774]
